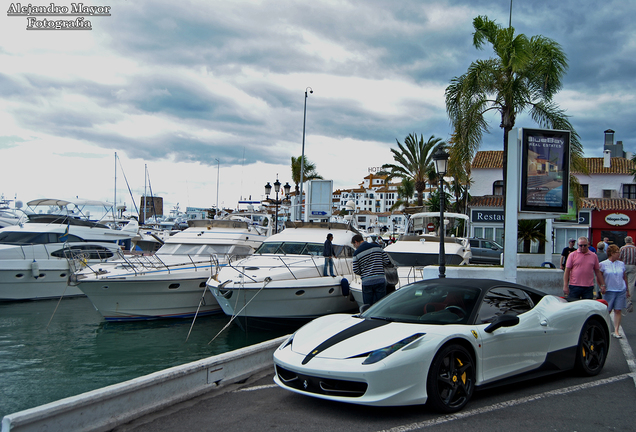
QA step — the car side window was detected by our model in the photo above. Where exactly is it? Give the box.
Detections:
[469,240,479,248]
[476,287,534,324]
[483,241,494,249]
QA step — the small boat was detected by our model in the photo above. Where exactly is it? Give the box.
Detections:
[349,212,471,308]
[71,217,272,321]
[0,199,138,301]
[208,221,359,329]
[383,212,471,267]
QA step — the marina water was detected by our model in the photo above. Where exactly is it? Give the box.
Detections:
[0,296,289,418]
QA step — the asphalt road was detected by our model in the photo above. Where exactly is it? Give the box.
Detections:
[116,311,636,432]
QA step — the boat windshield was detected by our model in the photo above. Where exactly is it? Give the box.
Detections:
[0,231,84,245]
[157,243,234,256]
[255,242,324,256]
[361,280,481,325]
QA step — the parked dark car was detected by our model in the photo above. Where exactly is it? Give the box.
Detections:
[469,238,503,264]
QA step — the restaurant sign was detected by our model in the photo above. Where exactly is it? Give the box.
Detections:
[605,213,630,226]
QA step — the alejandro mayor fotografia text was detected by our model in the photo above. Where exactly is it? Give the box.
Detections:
[7,3,111,30]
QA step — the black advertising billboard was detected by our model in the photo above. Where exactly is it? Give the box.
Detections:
[520,128,570,213]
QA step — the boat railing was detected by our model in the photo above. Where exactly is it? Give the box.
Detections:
[69,249,253,279]
[227,254,353,283]
[61,244,120,273]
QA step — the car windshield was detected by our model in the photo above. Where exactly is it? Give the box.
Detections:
[361,280,481,325]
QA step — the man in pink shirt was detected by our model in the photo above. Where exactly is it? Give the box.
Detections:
[563,236,605,299]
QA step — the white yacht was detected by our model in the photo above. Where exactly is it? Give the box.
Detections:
[0,195,26,228]
[208,221,359,329]
[71,217,272,321]
[382,212,471,267]
[0,199,138,301]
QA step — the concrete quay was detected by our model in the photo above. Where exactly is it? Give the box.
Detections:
[114,313,636,432]
[3,266,633,432]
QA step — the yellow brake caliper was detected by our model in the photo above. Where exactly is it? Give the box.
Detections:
[456,358,466,384]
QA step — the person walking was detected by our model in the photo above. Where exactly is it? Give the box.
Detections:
[322,233,336,277]
[619,236,636,298]
[600,244,630,338]
[561,238,576,270]
[352,234,391,306]
[595,241,608,299]
[596,241,608,262]
[563,236,605,300]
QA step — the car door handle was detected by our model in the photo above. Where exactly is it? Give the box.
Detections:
[540,320,548,326]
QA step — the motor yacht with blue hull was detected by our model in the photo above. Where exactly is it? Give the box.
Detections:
[71,218,271,321]
[208,221,359,329]
[0,199,138,301]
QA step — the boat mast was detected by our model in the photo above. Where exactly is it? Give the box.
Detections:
[144,164,147,223]
[113,152,118,220]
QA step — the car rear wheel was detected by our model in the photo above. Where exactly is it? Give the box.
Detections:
[574,319,608,376]
[426,344,475,413]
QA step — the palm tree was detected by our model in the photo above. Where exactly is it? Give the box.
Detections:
[291,156,323,194]
[517,219,546,253]
[390,178,415,210]
[445,16,586,184]
[382,133,445,206]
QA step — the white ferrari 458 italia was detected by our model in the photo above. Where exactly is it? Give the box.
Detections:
[273,278,611,412]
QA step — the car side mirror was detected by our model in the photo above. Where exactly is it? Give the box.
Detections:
[484,314,520,333]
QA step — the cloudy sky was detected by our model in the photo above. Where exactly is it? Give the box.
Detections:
[1,0,634,214]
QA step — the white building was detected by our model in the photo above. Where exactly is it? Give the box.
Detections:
[469,144,636,253]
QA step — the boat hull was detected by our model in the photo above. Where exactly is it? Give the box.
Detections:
[210,277,357,324]
[76,269,221,321]
[0,264,83,301]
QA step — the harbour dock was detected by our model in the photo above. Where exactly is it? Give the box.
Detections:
[4,310,636,432]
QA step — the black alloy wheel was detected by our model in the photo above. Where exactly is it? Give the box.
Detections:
[575,319,608,376]
[426,344,475,413]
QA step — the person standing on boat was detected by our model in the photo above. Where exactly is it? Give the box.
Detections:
[352,234,391,306]
[323,233,337,277]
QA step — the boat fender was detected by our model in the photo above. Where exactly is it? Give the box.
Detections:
[340,278,350,296]
[31,260,40,279]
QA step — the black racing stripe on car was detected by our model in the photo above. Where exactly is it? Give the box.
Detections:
[301,319,390,365]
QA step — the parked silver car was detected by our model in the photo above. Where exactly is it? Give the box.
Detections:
[469,238,503,264]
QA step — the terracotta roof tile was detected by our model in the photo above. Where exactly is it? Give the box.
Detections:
[473,151,635,174]
[468,195,504,208]
[573,158,635,174]
[472,151,504,169]
[580,198,636,211]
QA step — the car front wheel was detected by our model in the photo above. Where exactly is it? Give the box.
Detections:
[426,344,475,413]
[574,319,608,376]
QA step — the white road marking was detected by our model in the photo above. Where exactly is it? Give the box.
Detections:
[614,314,636,386]
[235,384,278,392]
[375,373,634,432]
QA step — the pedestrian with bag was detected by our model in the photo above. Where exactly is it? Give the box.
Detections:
[600,244,630,338]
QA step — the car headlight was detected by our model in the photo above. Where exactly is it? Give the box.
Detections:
[278,333,295,350]
[361,333,425,365]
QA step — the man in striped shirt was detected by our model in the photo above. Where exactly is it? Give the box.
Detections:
[619,236,636,297]
[352,234,391,307]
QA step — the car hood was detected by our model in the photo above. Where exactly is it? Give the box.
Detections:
[290,314,447,359]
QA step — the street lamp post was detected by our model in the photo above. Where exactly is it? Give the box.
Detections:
[433,148,449,278]
[299,87,313,221]
[265,176,291,233]
[215,158,220,219]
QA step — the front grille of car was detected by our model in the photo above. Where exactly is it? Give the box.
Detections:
[275,365,367,397]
